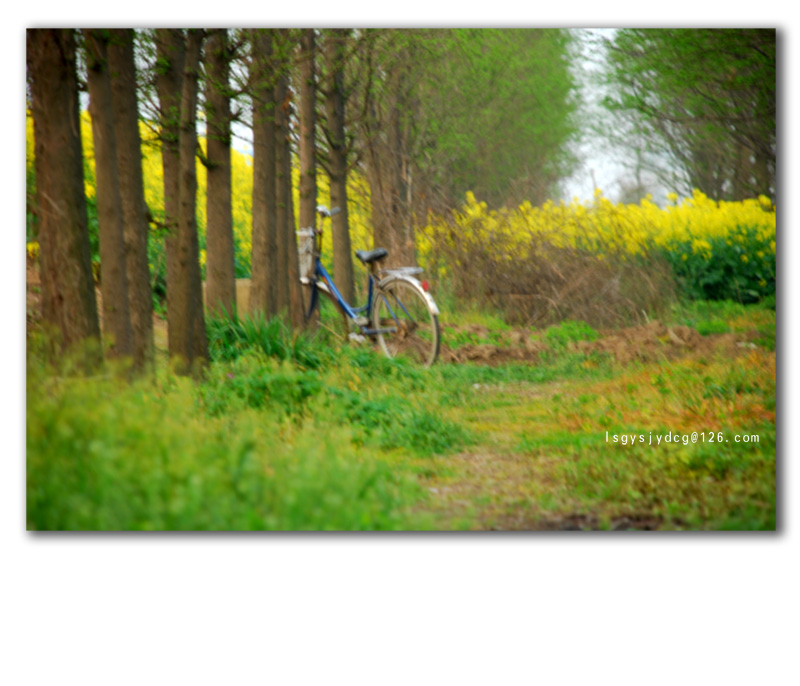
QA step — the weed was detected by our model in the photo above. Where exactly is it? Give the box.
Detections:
[200,355,323,418]
[206,310,327,369]
[381,407,474,457]
[542,320,600,347]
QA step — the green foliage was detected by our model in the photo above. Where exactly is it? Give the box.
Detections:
[381,408,472,457]
[206,310,328,370]
[26,317,476,530]
[657,225,776,303]
[447,328,512,349]
[438,350,610,389]
[667,299,755,337]
[603,29,776,200]
[200,355,323,418]
[542,320,600,347]
[323,383,472,457]
[26,293,775,531]
[26,346,431,531]
[415,29,578,206]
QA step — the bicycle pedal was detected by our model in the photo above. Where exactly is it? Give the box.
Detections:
[348,333,367,344]
[354,316,369,327]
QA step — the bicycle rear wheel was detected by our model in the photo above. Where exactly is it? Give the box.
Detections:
[371,277,440,367]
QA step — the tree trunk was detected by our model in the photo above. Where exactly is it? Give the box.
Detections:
[364,64,415,268]
[274,30,303,328]
[107,28,155,371]
[297,29,317,246]
[172,29,208,374]
[27,29,100,353]
[248,29,278,319]
[155,29,185,355]
[85,29,134,360]
[294,29,318,329]
[324,29,355,304]
[273,36,294,321]
[204,29,237,319]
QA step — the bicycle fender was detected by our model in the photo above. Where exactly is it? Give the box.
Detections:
[379,274,440,316]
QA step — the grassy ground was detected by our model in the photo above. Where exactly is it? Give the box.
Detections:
[26,299,776,531]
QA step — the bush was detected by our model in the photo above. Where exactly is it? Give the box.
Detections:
[26,356,428,531]
[417,190,776,325]
[206,310,327,370]
[658,224,776,303]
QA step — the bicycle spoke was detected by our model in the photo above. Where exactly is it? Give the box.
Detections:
[372,279,439,366]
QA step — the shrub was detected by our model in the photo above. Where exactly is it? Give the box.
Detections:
[417,190,776,324]
[206,310,327,370]
[26,355,427,531]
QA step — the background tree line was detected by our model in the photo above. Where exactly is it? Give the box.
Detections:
[26,28,776,374]
[600,28,776,202]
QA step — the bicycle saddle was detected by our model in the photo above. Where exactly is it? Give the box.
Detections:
[355,248,388,264]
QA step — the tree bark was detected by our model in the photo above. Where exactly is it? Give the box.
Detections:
[107,28,155,371]
[276,50,305,330]
[274,30,304,328]
[172,29,208,374]
[273,43,292,320]
[363,58,415,268]
[155,29,185,354]
[85,29,134,360]
[27,29,100,353]
[324,29,355,304]
[297,30,317,247]
[204,29,237,319]
[248,29,278,319]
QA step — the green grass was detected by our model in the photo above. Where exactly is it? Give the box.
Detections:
[667,298,776,351]
[26,298,776,531]
[26,355,433,531]
[541,319,600,347]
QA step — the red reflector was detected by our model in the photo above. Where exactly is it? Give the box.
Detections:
[421,280,430,292]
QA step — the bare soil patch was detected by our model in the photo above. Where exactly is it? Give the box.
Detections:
[439,319,756,366]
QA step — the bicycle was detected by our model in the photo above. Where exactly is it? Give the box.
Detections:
[298,205,441,367]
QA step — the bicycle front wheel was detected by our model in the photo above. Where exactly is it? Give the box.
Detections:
[371,277,440,367]
[302,280,350,341]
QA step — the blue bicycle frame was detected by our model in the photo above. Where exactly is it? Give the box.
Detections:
[305,258,397,337]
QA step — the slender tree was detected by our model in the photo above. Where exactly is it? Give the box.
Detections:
[107,28,155,371]
[154,29,185,350]
[296,28,320,328]
[357,31,415,267]
[85,29,134,359]
[274,29,304,328]
[172,29,208,373]
[321,29,355,304]
[273,33,292,318]
[27,29,100,351]
[248,28,278,319]
[297,29,318,249]
[204,28,237,318]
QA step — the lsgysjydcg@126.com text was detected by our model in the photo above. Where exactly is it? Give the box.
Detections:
[605,431,760,446]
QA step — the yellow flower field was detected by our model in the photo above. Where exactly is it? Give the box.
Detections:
[418,189,776,302]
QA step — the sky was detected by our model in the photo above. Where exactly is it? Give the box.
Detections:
[562,28,673,205]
